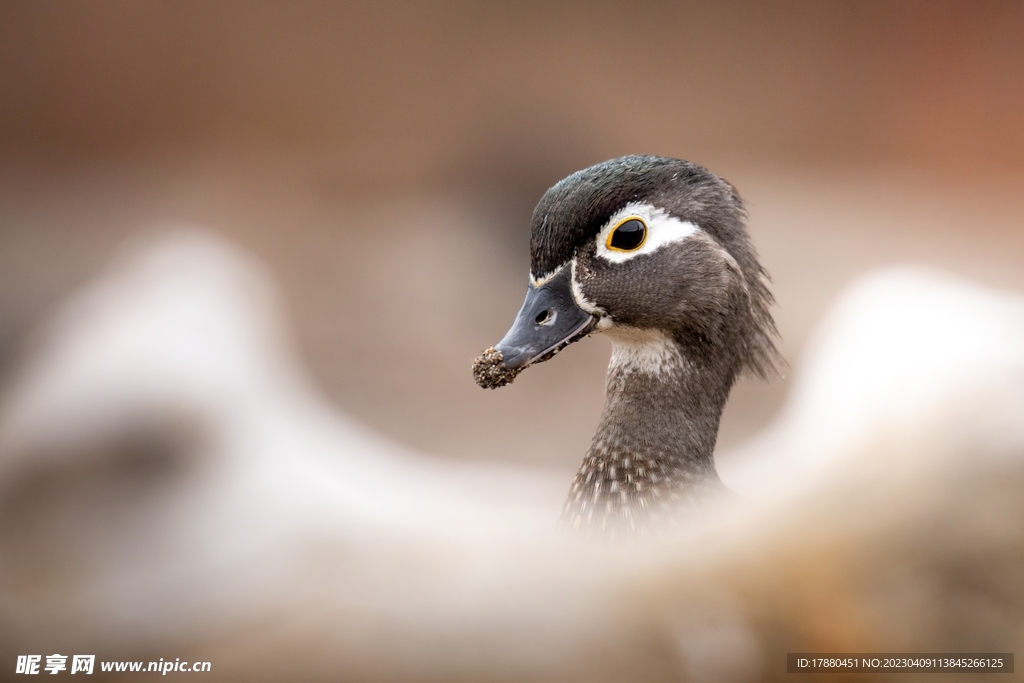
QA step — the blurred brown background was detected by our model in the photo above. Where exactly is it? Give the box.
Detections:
[1,0,1022,474]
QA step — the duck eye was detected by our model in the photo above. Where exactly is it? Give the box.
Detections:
[607,218,647,252]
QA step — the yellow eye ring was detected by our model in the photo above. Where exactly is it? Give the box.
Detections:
[605,216,648,252]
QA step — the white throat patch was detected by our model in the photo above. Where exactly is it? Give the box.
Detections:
[595,202,700,264]
[606,327,684,377]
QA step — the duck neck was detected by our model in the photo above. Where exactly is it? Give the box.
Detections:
[562,328,735,534]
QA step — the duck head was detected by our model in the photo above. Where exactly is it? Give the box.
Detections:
[474,155,777,388]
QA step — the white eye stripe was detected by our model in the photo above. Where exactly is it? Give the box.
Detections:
[529,263,564,288]
[595,202,699,263]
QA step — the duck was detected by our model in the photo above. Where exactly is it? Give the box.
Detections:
[474,155,779,535]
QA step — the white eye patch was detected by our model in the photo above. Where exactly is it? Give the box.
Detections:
[594,202,700,264]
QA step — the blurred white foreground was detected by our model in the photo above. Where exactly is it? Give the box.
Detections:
[1,229,1022,682]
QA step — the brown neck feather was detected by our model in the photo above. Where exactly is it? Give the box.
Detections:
[560,329,735,538]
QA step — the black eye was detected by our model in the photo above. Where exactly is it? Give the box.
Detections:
[607,218,647,251]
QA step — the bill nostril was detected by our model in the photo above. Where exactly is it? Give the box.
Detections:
[535,309,555,326]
